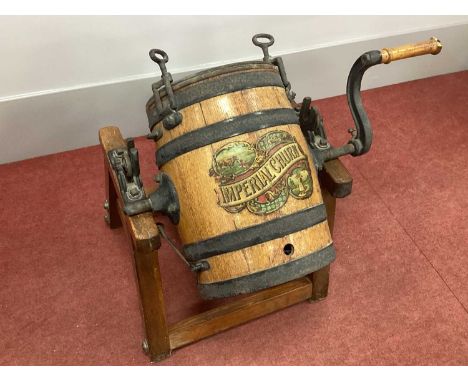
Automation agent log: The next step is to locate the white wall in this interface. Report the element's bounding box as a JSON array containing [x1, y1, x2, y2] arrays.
[[1, 15, 467, 100], [1, 16, 468, 163]]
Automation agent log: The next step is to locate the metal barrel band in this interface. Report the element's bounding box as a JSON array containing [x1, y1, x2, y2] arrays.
[[183, 203, 328, 262], [147, 69, 285, 129], [156, 107, 299, 167], [198, 243, 336, 299]]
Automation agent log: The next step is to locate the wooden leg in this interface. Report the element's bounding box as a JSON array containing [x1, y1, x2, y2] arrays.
[[100, 127, 170, 362], [117, 198, 171, 362], [310, 265, 330, 302], [309, 187, 336, 302], [104, 160, 122, 229], [133, 244, 171, 362]]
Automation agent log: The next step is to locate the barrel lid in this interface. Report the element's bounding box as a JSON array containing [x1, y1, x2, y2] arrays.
[[150, 61, 278, 102], [146, 60, 285, 130], [146, 34, 294, 130]]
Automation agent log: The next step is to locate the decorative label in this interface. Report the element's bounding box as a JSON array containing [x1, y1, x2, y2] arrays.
[[209, 130, 313, 215]]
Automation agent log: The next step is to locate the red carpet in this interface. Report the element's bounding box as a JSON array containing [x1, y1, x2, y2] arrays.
[[1, 71, 467, 365]]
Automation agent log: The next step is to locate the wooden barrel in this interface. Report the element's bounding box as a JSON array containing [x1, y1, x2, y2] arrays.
[[146, 62, 335, 299]]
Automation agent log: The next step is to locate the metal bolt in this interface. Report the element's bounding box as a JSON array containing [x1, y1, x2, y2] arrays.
[[103, 200, 109, 210], [104, 214, 110, 225], [142, 338, 149, 355], [163, 111, 182, 130], [167, 203, 177, 214], [147, 127, 163, 141], [129, 188, 139, 197]]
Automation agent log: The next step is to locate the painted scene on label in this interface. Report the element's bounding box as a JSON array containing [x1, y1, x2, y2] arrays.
[[210, 130, 313, 215]]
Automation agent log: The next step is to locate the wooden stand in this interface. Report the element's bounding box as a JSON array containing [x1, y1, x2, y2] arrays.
[[99, 126, 353, 362]]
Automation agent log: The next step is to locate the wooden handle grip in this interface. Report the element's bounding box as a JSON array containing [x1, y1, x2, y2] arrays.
[[381, 37, 442, 64]]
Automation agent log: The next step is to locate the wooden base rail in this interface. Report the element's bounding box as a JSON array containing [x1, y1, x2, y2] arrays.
[[99, 126, 352, 362]]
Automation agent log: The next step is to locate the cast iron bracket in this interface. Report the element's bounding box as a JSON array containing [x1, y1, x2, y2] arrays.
[[108, 139, 180, 224], [299, 97, 329, 148], [123, 172, 180, 225], [108, 138, 146, 205], [298, 97, 334, 170]]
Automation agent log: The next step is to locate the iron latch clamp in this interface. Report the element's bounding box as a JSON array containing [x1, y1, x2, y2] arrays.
[[149, 49, 183, 130], [252, 33, 296, 101]]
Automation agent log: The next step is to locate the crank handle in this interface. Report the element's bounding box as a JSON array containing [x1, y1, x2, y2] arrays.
[[303, 37, 443, 167], [342, 36, 442, 157], [380, 37, 442, 64]]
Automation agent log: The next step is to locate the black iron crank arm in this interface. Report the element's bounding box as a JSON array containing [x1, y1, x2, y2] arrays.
[[347, 37, 442, 157], [322, 37, 443, 162], [346, 50, 382, 156]]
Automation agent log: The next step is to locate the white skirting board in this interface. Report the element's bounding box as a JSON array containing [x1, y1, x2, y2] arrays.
[[0, 23, 467, 164]]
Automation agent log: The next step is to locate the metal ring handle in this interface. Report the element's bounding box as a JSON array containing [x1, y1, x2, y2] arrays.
[[149, 49, 169, 64], [252, 33, 275, 48], [252, 33, 275, 62]]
